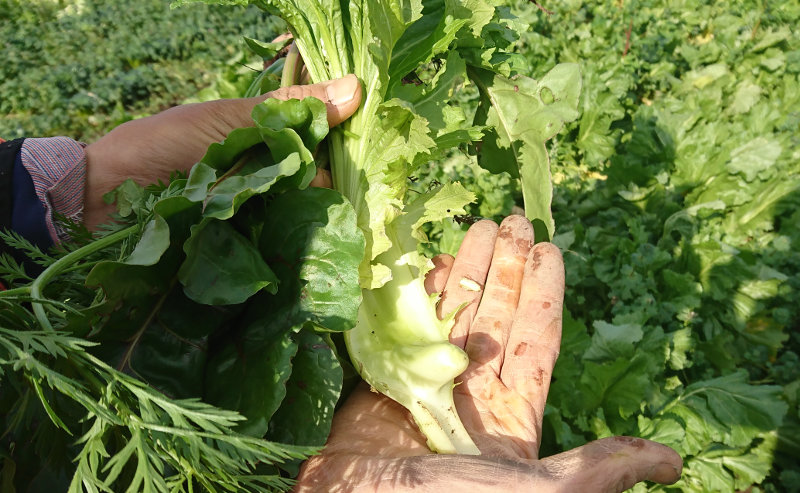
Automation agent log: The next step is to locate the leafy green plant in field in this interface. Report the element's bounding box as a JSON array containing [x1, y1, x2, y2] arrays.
[[510, 0, 800, 490], [0, 0, 284, 141]]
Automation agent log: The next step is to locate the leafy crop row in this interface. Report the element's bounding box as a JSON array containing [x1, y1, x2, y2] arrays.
[[512, 1, 800, 491], [0, 0, 284, 141]]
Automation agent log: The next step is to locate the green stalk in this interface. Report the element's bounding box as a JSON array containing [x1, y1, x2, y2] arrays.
[[0, 286, 32, 297], [344, 231, 480, 455], [280, 43, 303, 88], [30, 225, 138, 331]]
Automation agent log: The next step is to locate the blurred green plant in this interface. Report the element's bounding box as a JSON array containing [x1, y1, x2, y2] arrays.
[[0, 0, 284, 142]]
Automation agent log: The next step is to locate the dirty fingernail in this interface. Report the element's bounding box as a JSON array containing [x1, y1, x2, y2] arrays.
[[325, 75, 359, 106]]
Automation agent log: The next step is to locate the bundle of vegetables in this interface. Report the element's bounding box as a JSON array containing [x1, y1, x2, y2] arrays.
[[0, 0, 579, 490]]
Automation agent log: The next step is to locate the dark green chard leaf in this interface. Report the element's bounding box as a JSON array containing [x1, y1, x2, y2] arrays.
[[180, 219, 280, 305], [204, 187, 363, 441], [267, 329, 343, 447], [201, 153, 304, 219], [266, 329, 344, 476], [255, 188, 364, 333], [206, 326, 300, 437]]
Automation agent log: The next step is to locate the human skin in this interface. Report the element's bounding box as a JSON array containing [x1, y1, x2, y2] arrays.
[[82, 74, 361, 229], [295, 216, 682, 492]]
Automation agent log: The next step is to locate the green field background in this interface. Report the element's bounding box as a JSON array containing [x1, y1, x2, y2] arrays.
[[2, 0, 799, 491]]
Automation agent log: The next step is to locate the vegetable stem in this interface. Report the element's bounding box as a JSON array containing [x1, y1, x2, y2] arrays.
[[280, 43, 302, 88], [30, 225, 138, 331], [345, 238, 480, 455], [0, 286, 32, 297]]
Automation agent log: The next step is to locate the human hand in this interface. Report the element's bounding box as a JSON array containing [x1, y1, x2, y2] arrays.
[[82, 75, 361, 228], [295, 215, 682, 492]]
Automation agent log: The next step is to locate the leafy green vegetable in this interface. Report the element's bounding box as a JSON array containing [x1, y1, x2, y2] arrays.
[[1, 97, 364, 491], [188, 0, 578, 454]]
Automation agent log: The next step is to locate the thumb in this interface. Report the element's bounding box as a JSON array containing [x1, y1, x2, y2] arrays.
[[264, 74, 362, 127], [539, 436, 682, 492], [189, 75, 361, 140]]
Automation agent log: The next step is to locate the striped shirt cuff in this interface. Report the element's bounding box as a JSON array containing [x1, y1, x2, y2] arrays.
[[19, 137, 86, 243]]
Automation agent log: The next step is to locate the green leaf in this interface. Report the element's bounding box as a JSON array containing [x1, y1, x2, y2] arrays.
[[723, 433, 779, 490], [254, 188, 364, 332], [395, 182, 475, 270], [471, 63, 581, 239], [243, 36, 289, 59], [205, 327, 299, 437], [667, 327, 694, 370], [183, 162, 220, 202], [200, 127, 264, 171], [575, 66, 628, 166], [668, 370, 788, 450], [357, 100, 438, 286], [388, 0, 477, 92], [267, 330, 343, 447], [179, 219, 279, 305], [580, 358, 651, 425], [637, 415, 686, 451], [252, 97, 329, 162], [202, 153, 305, 220], [584, 321, 643, 362], [726, 137, 783, 182], [730, 82, 762, 114], [124, 215, 171, 266], [392, 51, 469, 134], [682, 454, 736, 492], [125, 309, 210, 398], [203, 188, 362, 439]]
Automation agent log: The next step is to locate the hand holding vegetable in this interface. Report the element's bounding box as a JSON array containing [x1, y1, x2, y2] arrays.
[[296, 216, 682, 492], [82, 75, 361, 228]]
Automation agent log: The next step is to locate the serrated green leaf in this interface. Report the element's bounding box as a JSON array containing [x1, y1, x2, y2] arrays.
[[667, 328, 694, 370], [667, 370, 788, 450], [730, 82, 762, 114], [726, 137, 782, 182], [637, 415, 686, 451], [388, 0, 474, 91], [471, 63, 581, 239], [584, 321, 643, 362]]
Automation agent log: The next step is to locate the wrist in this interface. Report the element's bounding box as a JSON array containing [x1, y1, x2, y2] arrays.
[[83, 141, 118, 230]]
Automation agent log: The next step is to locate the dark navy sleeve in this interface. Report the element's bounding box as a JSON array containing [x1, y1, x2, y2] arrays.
[[0, 138, 54, 260], [0, 138, 21, 237], [12, 152, 54, 251]]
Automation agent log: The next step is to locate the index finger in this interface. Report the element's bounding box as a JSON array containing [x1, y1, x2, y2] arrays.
[[500, 242, 564, 428]]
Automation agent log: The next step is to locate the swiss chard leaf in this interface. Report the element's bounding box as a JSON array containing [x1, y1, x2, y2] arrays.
[[179, 219, 280, 305]]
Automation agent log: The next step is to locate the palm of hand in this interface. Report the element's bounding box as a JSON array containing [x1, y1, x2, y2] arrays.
[[297, 217, 681, 492]]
